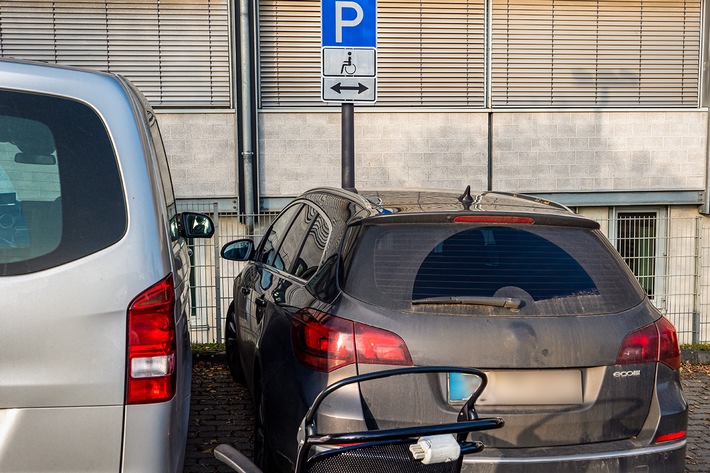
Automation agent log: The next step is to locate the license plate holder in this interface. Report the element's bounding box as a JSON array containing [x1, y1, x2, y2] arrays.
[[448, 370, 583, 405]]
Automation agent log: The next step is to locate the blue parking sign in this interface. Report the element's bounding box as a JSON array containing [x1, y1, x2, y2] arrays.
[[322, 0, 376, 48]]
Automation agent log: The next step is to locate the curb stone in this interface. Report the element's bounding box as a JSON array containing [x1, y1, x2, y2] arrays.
[[682, 348, 710, 364]]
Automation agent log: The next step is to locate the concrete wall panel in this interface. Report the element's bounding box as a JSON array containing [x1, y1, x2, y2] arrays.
[[157, 112, 237, 199]]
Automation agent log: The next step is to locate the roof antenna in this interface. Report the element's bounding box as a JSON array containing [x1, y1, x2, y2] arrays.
[[458, 185, 474, 210]]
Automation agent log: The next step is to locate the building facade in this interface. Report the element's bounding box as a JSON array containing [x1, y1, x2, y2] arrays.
[[2, 0, 709, 343]]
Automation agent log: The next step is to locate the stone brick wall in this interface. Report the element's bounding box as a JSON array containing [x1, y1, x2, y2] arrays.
[[258, 110, 707, 197], [493, 112, 707, 193], [258, 111, 489, 196], [156, 112, 237, 199]]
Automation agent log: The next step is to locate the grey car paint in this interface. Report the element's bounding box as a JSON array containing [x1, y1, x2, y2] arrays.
[[0, 59, 210, 472]]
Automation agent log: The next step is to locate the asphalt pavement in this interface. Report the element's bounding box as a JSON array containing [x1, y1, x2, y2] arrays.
[[184, 355, 710, 473]]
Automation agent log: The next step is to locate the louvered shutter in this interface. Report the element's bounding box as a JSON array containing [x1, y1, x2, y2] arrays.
[[378, 0, 485, 106], [258, 0, 487, 108], [0, 0, 231, 107], [491, 0, 702, 108], [258, 0, 321, 107]]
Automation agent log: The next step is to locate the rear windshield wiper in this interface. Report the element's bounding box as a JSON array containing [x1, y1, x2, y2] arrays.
[[411, 296, 522, 310]]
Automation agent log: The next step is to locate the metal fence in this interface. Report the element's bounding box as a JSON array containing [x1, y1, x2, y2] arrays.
[[596, 215, 708, 345], [177, 200, 279, 344], [180, 201, 710, 345]]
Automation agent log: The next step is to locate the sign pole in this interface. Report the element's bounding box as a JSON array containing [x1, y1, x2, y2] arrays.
[[342, 102, 355, 190], [322, 0, 376, 190]]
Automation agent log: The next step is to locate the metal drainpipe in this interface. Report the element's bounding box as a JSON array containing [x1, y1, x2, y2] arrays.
[[703, 106, 710, 214], [238, 0, 256, 219]]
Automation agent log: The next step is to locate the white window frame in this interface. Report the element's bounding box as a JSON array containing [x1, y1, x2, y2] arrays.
[[608, 206, 668, 312]]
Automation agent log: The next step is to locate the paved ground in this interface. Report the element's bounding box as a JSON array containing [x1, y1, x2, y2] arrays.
[[184, 357, 710, 473]]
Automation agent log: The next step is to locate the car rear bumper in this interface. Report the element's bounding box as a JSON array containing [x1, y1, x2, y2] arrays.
[[462, 439, 686, 473]]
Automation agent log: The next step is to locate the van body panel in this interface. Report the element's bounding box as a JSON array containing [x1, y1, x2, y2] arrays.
[[0, 406, 124, 472], [0, 58, 201, 472]]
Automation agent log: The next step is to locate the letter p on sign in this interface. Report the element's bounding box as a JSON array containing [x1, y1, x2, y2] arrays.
[[322, 0, 376, 48], [336, 2, 363, 43]]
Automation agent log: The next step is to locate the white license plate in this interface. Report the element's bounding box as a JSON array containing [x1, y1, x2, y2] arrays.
[[449, 370, 583, 406]]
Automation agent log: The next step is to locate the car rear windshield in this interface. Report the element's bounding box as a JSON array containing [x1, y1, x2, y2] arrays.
[[0, 89, 126, 275], [340, 223, 645, 316]]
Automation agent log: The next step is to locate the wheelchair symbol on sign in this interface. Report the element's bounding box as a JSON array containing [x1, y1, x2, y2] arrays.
[[340, 52, 357, 75]]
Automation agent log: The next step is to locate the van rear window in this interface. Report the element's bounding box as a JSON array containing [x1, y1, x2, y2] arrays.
[[0, 89, 126, 275], [341, 223, 645, 316]]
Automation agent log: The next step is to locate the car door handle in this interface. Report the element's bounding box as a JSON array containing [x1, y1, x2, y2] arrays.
[[240, 287, 251, 295], [255, 297, 267, 308]]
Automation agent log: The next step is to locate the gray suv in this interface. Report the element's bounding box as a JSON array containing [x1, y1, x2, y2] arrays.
[[0, 59, 213, 472], [222, 187, 687, 473]]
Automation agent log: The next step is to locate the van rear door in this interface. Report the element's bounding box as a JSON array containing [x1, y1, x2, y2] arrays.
[[0, 84, 129, 471]]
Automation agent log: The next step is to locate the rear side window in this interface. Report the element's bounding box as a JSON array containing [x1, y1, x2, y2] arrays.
[[0, 89, 126, 276], [292, 209, 330, 279], [259, 203, 303, 270], [259, 203, 331, 280], [341, 223, 645, 316]]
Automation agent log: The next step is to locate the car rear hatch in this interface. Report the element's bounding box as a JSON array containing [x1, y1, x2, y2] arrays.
[[336, 214, 663, 448]]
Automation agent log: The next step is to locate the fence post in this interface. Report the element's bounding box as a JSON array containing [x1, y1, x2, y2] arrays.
[[693, 217, 701, 345], [213, 202, 222, 343]]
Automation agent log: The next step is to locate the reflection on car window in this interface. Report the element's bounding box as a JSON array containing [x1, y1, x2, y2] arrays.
[[412, 227, 597, 301], [293, 210, 330, 279], [0, 117, 60, 255], [0, 90, 126, 276], [261, 204, 302, 267], [274, 205, 312, 274], [342, 223, 644, 316], [259, 204, 302, 288]]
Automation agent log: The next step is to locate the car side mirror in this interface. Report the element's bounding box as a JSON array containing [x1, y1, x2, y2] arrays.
[[179, 212, 214, 239], [221, 239, 254, 261]]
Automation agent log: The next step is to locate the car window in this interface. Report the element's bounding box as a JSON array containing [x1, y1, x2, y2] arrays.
[[292, 208, 330, 279], [260, 203, 303, 269], [341, 223, 645, 316], [273, 204, 315, 275], [148, 111, 179, 240], [0, 89, 126, 276]]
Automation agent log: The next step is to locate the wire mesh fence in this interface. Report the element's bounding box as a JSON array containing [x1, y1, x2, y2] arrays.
[[180, 200, 710, 345], [177, 200, 278, 344], [597, 215, 704, 344]]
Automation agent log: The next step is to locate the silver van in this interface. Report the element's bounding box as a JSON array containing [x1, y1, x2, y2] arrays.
[[0, 58, 213, 472]]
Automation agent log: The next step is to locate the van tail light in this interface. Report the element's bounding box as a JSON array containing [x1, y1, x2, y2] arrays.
[[291, 309, 413, 372], [126, 275, 176, 404], [616, 317, 681, 370]]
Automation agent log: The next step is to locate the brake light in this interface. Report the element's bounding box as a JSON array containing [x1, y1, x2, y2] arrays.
[[656, 316, 681, 370], [616, 317, 681, 370], [126, 275, 176, 404], [453, 215, 534, 224], [655, 430, 686, 443], [291, 309, 413, 372]]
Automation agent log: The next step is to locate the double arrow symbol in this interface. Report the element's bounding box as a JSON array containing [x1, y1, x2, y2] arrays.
[[330, 82, 369, 94]]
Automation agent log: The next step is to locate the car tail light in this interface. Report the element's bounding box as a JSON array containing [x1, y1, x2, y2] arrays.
[[126, 275, 176, 404], [616, 317, 681, 370], [292, 309, 413, 372], [655, 316, 681, 370], [453, 215, 534, 224], [655, 430, 686, 443]]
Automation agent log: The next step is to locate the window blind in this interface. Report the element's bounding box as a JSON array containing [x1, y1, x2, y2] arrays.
[[0, 0, 231, 107], [258, 0, 487, 107], [490, 0, 702, 108]]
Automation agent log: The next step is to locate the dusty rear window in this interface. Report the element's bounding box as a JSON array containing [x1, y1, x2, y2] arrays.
[[340, 223, 645, 316], [0, 89, 126, 275]]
